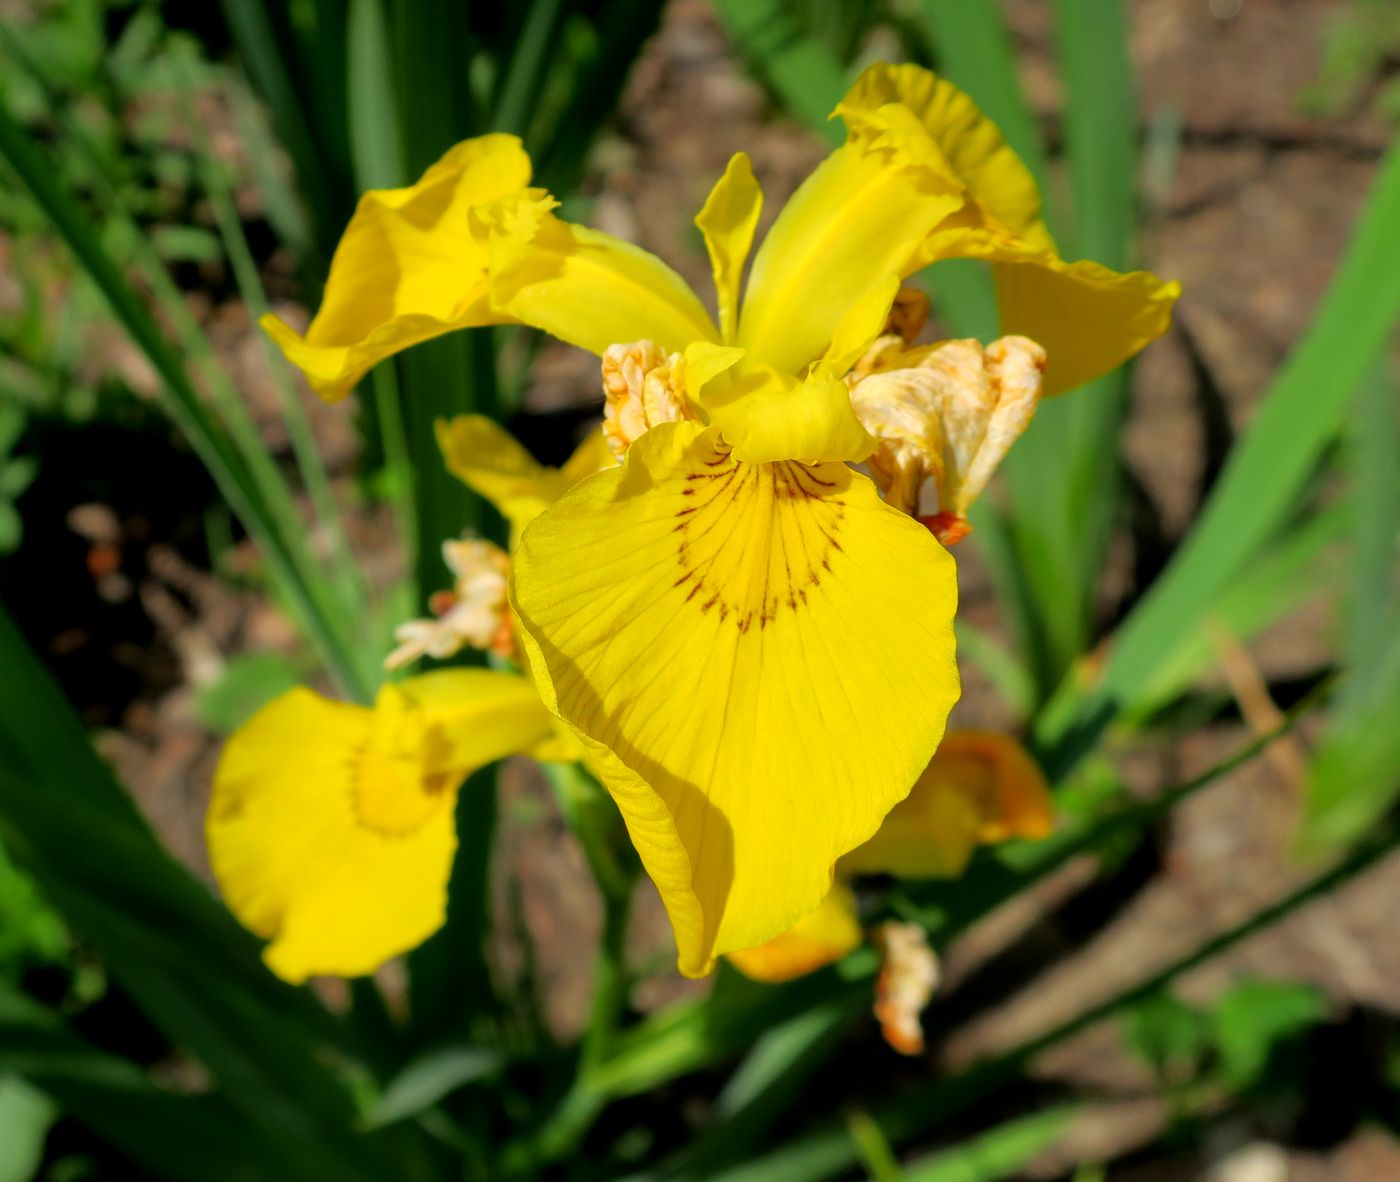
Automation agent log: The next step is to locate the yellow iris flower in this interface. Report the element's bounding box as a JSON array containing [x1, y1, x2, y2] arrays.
[[207, 420, 602, 983], [261, 62, 1175, 977], [728, 731, 1053, 985], [206, 670, 557, 983]]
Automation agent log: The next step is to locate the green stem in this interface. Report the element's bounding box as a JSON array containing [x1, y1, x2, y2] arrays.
[[502, 766, 638, 1171], [528, 881, 634, 1164], [543, 762, 635, 902], [371, 361, 419, 622]]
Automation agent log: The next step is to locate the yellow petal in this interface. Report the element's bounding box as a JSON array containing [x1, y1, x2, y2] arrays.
[[818, 273, 903, 379], [737, 103, 963, 375], [842, 64, 1180, 394], [695, 152, 764, 343], [693, 279, 894, 464], [727, 883, 863, 984], [484, 192, 718, 355], [560, 425, 618, 486], [437, 415, 613, 540], [391, 668, 558, 775], [207, 672, 553, 982], [841, 730, 1053, 880], [511, 421, 960, 975], [701, 362, 875, 465], [947, 730, 1055, 843], [837, 63, 1052, 250], [262, 134, 530, 401], [683, 341, 747, 400], [912, 228, 1180, 395], [988, 249, 1179, 396]]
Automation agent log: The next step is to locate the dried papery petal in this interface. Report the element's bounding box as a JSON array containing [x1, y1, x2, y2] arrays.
[[957, 335, 1045, 506], [849, 335, 1045, 532], [602, 340, 694, 459], [849, 368, 946, 516], [847, 333, 910, 383], [385, 539, 513, 669], [873, 920, 939, 1055]]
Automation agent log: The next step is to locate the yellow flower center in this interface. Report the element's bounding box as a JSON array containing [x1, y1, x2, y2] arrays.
[[350, 733, 453, 834]]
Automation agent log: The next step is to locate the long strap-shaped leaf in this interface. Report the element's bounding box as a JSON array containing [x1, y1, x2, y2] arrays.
[[0, 101, 371, 700], [1039, 134, 1400, 774], [0, 982, 277, 1182], [703, 818, 1400, 1182], [0, 609, 386, 1180]]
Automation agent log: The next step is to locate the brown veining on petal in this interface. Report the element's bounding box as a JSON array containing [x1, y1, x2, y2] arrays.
[[672, 440, 845, 631]]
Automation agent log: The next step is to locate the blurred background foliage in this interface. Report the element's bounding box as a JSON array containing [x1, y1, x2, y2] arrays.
[[0, 0, 1398, 1179]]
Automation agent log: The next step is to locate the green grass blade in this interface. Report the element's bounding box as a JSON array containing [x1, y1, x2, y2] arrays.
[[1129, 502, 1349, 719], [0, 982, 282, 1182], [710, 818, 1400, 1182], [0, 609, 385, 1178], [171, 52, 379, 682], [347, 0, 405, 189], [1300, 371, 1400, 854], [919, 0, 1136, 700], [391, 0, 479, 173], [0, 94, 370, 701], [342, 0, 501, 602], [996, 0, 1135, 699], [1345, 366, 1400, 679], [711, 0, 849, 143], [534, 0, 668, 193], [225, 69, 314, 259], [1042, 135, 1400, 769], [0, 1075, 53, 1182], [1299, 643, 1400, 857], [1051, 0, 1134, 264], [407, 766, 501, 1042], [900, 1105, 1077, 1182], [397, 333, 504, 601], [218, 0, 354, 262], [491, 0, 567, 140], [654, 998, 860, 1180]]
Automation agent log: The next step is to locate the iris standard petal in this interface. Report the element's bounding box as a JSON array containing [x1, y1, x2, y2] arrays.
[[836, 62, 1052, 249], [262, 134, 531, 401], [207, 672, 554, 983], [484, 192, 719, 355], [845, 63, 1180, 395], [511, 421, 960, 976], [695, 152, 764, 343], [736, 106, 963, 374]]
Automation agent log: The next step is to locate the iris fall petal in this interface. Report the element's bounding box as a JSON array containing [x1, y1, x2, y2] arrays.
[[511, 421, 960, 975]]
